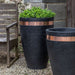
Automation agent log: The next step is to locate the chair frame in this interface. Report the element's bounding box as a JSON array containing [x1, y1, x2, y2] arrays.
[[6, 23, 19, 68], [0, 3, 19, 68]]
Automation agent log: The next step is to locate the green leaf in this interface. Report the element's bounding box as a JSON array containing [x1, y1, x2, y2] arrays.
[[20, 7, 56, 18]]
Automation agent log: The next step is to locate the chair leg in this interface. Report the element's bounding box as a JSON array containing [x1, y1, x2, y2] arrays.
[[7, 44, 10, 67], [15, 44, 18, 57], [7, 45, 19, 68], [7, 56, 19, 68]]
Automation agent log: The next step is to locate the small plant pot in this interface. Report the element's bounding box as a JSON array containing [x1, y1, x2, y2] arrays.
[[20, 18, 54, 69], [46, 28, 75, 75]]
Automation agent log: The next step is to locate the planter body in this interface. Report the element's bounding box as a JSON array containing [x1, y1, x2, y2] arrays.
[[20, 18, 54, 69], [46, 28, 75, 75]]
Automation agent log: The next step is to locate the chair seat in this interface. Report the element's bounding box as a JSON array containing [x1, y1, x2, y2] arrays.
[[0, 38, 6, 42], [0, 38, 16, 42]]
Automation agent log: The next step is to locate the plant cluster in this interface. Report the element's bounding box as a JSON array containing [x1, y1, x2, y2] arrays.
[[20, 7, 56, 18]]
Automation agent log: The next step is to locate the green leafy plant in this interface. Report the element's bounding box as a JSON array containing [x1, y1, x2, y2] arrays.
[[20, 7, 56, 18]]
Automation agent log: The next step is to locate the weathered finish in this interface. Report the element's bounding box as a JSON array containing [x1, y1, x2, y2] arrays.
[[0, 20, 16, 24], [24, 0, 66, 3], [43, 0, 66, 3], [0, 33, 15, 38], [66, 0, 75, 27], [66, 0, 72, 27], [31, 3, 47, 9], [0, 29, 16, 33], [0, 3, 19, 68], [0, 15, 16, 19], [54, 20, 66, 28], [0, 11, 16, 14], [0, 4, 16, 10], [71, 0, 75, 27], [47, 3, 66, 20], [6, 22, 17, 29], [24, 0, 42, 3]]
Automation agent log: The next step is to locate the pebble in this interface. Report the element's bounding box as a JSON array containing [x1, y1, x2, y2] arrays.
[[0, 57, 53, 75]]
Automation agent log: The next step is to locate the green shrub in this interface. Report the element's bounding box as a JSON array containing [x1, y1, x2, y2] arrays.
[[20, 7, 56, 18]]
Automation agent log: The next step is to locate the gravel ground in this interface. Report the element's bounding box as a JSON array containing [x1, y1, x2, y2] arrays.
[[0, 55, 53, 75]]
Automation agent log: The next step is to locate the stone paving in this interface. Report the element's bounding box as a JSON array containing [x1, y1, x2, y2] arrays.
[[0, 55, 53, 75]]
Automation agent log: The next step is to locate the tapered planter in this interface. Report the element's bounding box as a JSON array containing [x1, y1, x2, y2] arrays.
[[20, 18, 54, 69], [46, 28, 75, 75]]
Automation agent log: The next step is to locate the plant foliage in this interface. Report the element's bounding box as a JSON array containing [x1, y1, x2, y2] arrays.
[[20, 7, 56, 18]]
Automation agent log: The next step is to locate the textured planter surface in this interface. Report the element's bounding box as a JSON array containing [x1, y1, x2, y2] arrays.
[[46, 28, 75, 75], [20, 18, 54, 69]]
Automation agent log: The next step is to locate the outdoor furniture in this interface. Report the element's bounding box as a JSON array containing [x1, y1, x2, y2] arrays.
[[66, 0, 75, 27], [0, 3, 19, 67]]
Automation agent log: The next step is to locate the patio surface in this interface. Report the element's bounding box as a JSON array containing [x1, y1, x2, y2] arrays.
[[0, 54, 52, 75]]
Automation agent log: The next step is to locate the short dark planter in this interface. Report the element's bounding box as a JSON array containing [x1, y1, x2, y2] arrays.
[[20, 17, 54, 69], [46, 28, 75, 75]]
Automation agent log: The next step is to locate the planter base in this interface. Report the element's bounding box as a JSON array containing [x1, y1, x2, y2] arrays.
[[27, 64, 47, 69]]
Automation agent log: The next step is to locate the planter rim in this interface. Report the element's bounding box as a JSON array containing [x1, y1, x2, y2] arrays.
[[46, 28, 75, 36], [20, 17, 54, 21]]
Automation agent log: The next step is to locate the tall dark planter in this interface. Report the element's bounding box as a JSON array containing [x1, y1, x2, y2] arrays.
[[20, 18, 54, 69], [46, 28, 75, 75]]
